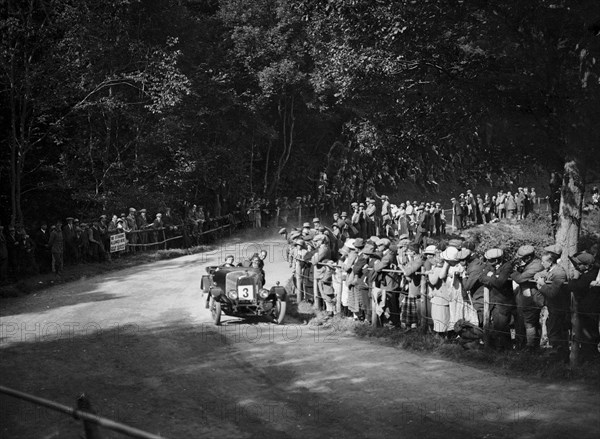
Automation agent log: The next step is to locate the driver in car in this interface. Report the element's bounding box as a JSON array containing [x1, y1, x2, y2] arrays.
[[221, 254, 235, 267], [251, 256, 266, 286]]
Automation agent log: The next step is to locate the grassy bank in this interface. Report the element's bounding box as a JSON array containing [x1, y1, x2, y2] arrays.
[[0, 244, 216, 298], [0, 226, 284, 298]]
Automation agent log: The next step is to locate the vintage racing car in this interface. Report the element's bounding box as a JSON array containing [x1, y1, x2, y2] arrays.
[[201, 266, 287, 325]]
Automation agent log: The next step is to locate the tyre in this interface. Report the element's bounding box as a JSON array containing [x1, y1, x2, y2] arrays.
[[211, 299, 222, 326], [200, 275, 211, 294], [275, 299, 287, 325]]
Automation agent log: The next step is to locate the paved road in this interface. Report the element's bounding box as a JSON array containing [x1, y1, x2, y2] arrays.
[[1, 234, 599, 438]]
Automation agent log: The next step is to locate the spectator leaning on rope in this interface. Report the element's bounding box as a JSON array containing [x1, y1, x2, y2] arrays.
[[510, 245, 544, 350], [428, 247, 454, 336], [401, 243, 424, 330], [534, 245, 569, 360], [478, 248, 514, 351], [568, 251, 600, 362]]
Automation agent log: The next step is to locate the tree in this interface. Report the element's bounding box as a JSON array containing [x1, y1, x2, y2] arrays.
[[0, 0, 189, 224], [218, 0, 316, 197]]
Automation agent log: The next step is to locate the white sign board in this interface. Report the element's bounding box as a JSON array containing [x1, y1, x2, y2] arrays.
[[110, 233, 127, 253]]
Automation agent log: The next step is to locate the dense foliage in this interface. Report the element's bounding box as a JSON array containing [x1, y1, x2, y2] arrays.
[[1, 0, 599, 226]]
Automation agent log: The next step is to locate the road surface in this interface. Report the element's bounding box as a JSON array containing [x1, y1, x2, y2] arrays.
[[1, 233, 599, 438]]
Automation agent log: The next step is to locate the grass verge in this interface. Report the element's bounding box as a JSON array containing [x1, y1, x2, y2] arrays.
[[0, 243, 215, 298], [353, 324, 600, 385]]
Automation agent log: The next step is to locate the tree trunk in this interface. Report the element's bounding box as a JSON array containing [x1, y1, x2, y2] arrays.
[[268, 94, 295, 196], [555, 159, 585, 277], [10, 135, 17, 228], [250, 132, 254, 195], [263, 138, 272, 195]]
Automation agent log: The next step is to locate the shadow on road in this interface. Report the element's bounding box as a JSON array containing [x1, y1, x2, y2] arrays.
[[2, 318, 599, 439]]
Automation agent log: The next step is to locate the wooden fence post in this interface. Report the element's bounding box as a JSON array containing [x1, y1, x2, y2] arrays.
[[313, 264, 320, 310], [483, 287, 490, 347], [77, 394, 102, 439], [295, 266, 303, 302], [419, 273, 429, 333], [371, 284, 380, 327], [336, 276, 343, 315], [569, 292, 580, 368]]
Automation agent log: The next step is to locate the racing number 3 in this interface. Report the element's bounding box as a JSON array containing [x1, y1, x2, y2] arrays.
[[241, 288, 249, 298]]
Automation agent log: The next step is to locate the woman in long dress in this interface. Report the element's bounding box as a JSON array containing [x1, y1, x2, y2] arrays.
[[428, 258, 451, 335], [429, 246, 467, 335]]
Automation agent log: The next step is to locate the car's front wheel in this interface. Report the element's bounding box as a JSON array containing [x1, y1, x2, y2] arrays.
[[275, 299, 286, 325], [210, 299, 222, 326]]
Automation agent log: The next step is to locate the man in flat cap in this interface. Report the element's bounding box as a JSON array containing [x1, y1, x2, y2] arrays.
[[349, 238, 373, 323], [379, 195, 391, 237], [284, 230, 299, 266], [371, 238, 400, 327], [136, 208, 149, 249], [49, 219, 64, 276], [352, 203, 367, 238], [510, 245, 544, 350], [126, 208, 138, 251], [451, 197, 462, 231], [568, 252, 600, 361], [301, 222, 315, 241], [365, 198, 377, 237], [62, 216, 78, 265], [534, 248, 569, 359], [311, 217, 321, 237], [478, 249, 514, 350], [34, 222, 51, 273]]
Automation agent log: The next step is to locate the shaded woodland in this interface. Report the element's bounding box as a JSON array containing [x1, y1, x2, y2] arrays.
[[2, 0, 599, 227]]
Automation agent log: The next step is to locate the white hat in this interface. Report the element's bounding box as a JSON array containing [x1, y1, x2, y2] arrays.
[[441, 247, 459, 262], [424, 245, 437, 255]]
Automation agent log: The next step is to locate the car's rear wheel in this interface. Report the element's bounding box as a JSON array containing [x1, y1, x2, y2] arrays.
[[275, 299, 286, 325], [211, 299, 222, 326]]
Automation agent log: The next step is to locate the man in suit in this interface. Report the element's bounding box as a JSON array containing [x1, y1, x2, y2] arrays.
[[372, 238, 400, 327], [535, 247, 569, 360], [479, 249, 514, 350], [48, 220, 64, 276], [511, 245, 544, 350], [380, 195, 392, 237], [137, 209, 149, 249], [413, 205, 431, 249], [451, 197, 462, 231], [34, 222, 51, 273], [62, 217, 78, 264], [126, 208, 138, 252], [365, 198, 377, 237], [569, 251, 600, 362]]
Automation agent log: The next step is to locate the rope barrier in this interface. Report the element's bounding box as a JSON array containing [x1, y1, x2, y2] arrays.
[[290, 256, 599, 315], [125, 235, 183, 247], [288, 250, 600, 347]]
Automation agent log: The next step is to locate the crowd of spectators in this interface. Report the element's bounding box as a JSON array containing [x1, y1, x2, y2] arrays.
[[0, 205, 221, 282], [2, 182, 597, 285], [234, 185, 551, 237], [283, 192, 600, 363], [449, 187, 539, 229]]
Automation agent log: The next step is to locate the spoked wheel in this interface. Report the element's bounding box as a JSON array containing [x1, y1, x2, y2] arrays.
[[210, 298, 222, 326]]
